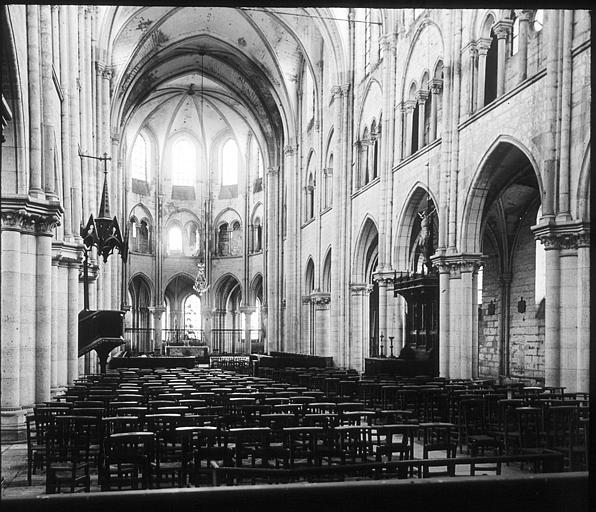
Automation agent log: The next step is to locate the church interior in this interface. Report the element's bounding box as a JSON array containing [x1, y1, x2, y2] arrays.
[[0, 5, 591, 510]]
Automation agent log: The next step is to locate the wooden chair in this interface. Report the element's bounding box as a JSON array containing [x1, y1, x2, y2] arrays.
[[26, 415, 47, 485], [101, 432, 156, 490], [45, 415, 91, 494]]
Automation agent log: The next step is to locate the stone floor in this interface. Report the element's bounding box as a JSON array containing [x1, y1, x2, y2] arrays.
[[1, 438, 528, 498]]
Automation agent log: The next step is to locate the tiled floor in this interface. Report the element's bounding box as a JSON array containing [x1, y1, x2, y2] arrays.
[[1, 438, 527, 498]]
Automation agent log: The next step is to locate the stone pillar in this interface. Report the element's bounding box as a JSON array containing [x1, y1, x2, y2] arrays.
[[499, 273, 513, 377], [533, 229, 561, 387], [576, 231, 590, 392], [349, 284, 373, 373], [416, 90, 429, 148], [312, 293, 331, 359], [283, 144, 298, 352], [433, 255, 482, 379], [240, 306, 256, 355], [301, 297, 312, 355], [20, 224, 37, 407], [51, 260, 59, 393], [476, 39, 491, 109], [27, 5, 44, 198], [428, 79, 443, 141], [56, 262, 69, 388], [493, 20, 513, 98], [265, 166, 280, 351], [403, 100, 416, 157], [59, 6, 72, 239], [40, 4, 57, 200], [1, 224, 21, 435], [516, 10, 532, 82], [36, 218, 59, 403], [463, 43, 477, 116], [394, 103, 404, 162], [149, 305, 166, 354], [68, 6, 82, 234]]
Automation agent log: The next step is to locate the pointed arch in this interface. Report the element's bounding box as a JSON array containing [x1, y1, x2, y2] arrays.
[[393, 183, 440, 270], [321, 247, 332, 293], [459, 135, 543, 254], [577, 143, 591, 220], [352, 215, 379, 282]]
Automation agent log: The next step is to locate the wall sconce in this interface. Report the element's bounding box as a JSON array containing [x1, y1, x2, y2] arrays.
[[487, 300, 496, 316]]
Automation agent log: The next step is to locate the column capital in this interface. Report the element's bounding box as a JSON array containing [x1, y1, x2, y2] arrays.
[[239, 305, 256, 314], [310, 291, 331, 308], [531, 220, 590, 251], [283, 144, 296, 155], [430, 253, 484, 278], [339, 83, 350, 96], [372, 269, 395, 285], [301, 295, 312, 305], [267, 166, 280, 176], [476, 37, 492, 54], [493, 19, 514, 39], [461, 40, 477, 55], [1, 197, 63, 235], [428, 78, 443, 94], [515, 10, 533, 22], [330, 85, 342, 99], [415, 89, 429, 104], [148, 305, 166, 316], [350, 283, 374, 296], [404, 99, 417, 111]]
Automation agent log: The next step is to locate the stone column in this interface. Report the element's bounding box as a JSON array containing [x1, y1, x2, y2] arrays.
[[428, 79, 443, 141], [51, 260, 59, 393], [476, 39, 491, 109], [68, 6, 82, 235], [36, 219, 59, 403], [312, 293, 331, 358], [1, 221, 21, 433], [493, 20, 513, 98], [349, 284, 373, 373], [149, 305, 166, 354], [40, 4, 57, 200], [265, 166, 280, 351], [576, 231, 590, 392], [56, 262, 69, 388], [416, 90, 429, 148], [27, 5, 44, 198], [403, 100, 416, 157], [394, 103, 404, 162], [499, 273, 512, 377], [463, 43, 477, 115], [59, 6, 72, 239], [240, 306, 256, 355], [533, 229, 561, 387], [516, 10, 532, 82], [20, 222, 37, 407]]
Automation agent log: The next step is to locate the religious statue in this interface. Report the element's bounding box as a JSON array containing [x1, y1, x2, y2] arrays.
[[416, 202, 436, 273]]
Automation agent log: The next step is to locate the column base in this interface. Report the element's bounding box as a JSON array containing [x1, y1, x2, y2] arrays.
[[1, 406, 31, 443]]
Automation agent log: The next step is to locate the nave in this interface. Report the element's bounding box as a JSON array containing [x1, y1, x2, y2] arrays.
[[1, 362, 589, 503]]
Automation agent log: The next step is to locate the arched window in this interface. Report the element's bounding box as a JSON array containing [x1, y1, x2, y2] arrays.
[[186, 222, 199, 255], [168, 224, 183, 253], [484, 29, 499, 105], [222, 138, 239, 186], [253, 217, 262, 252], [533, 10, 543, 32], [218, 223, 229, 256], [307, 173, 315, 220], [130, 216, 139, 251], [511, 13, 519, 55], [172, 137, 196, 186], [138, 220, 150, 253], [184, 294, 202, 334], [131, 134, 149, 181], [411, 102, 420, 154], [325, 154, 333, 208], [230, 220, 242, 255], [423, 92, 432, 145]]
